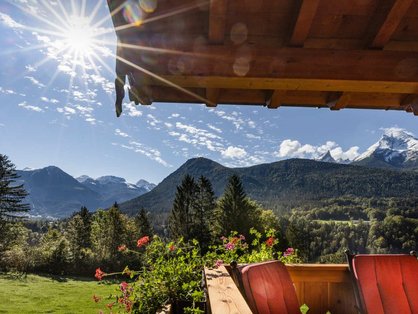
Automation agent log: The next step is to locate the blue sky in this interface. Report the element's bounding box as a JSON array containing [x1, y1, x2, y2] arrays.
[[0, 0, 417, 184]]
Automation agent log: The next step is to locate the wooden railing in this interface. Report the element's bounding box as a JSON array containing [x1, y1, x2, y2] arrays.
[[204, 264, 357, 314]]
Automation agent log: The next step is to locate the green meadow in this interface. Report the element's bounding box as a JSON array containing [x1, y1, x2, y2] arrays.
[[0, 273, 117, 314]]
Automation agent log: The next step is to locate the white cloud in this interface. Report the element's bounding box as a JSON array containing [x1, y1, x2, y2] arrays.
[[246, 133, 261, 140], [0, 87, 16, 95], [207, 124, 222, 133], [24, 76, 45, 88], [58, 64, 76, 77], [115, 129, 130, 138], [125, 102, 142, 117], [0, 123, 5, 127], [276, 139, 359, 161], [41, 97, 59, 104], [128, 141, 171, 167], [221, 146, 248, 159], [25, 65, 36, 72], [18, 101, 43, 112], [0, 12, 23, 29]]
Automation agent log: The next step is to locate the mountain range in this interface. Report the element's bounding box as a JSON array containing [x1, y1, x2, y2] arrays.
[[317, 128, 418, 170], [119, 157, 418, 215], [16, 167, 155, 218], [14, 128, 418, 218]]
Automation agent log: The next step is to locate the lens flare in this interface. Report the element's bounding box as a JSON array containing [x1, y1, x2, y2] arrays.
[[122, 1, 144, 26], [140, 0, 158, 13]]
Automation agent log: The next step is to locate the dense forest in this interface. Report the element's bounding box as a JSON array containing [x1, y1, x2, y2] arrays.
[[1, 153, 417, 275]]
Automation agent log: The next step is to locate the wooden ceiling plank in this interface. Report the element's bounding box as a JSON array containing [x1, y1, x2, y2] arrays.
[[208, 0, 227, 44], [290, 0, 321, 47], [267, 90, 287, 108], [205, 88, 220, 107], [371, 0, 414, 48]]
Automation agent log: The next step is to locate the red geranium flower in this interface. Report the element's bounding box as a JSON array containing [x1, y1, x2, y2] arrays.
[[120, 281, 129, 292], [95, 268, 106, 281], [137, 235, 150, 248], [169, 244, 176, 251], [265, 237, 275, 247]]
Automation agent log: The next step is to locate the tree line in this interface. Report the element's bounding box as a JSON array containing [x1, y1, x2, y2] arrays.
[[1, 153, 416, 274]]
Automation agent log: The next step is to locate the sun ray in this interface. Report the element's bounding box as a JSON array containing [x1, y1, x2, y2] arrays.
[[87, 1, 104, 26], [92, 2, 126, 30], [114, 54, 215, 107], [113, 1, 209, 33]]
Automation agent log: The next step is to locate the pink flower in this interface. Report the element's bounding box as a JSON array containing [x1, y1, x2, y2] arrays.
[[239, 234, 246, 241], [265, 237, 275, 247], [118, 244, 127, 252], [95, 268, 106, 281], [220, 236, 227, 242], [215, 259, 224, 268], [225, 242, 235, 250], [137, 235, 150, 248], [284, 247, 295, 256], [120, 281, 129, 292]]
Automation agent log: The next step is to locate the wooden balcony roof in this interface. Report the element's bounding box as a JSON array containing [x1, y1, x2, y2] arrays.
[[107, 0, 418, 115]]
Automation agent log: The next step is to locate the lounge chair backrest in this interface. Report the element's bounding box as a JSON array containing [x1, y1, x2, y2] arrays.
[[351, 254, 418, 314], [240, 260, 300, 314]]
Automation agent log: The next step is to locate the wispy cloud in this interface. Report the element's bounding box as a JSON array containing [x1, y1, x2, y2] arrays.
[[276, 139, 359, 161], [41, 97, 59, 103], [0, 87, 17, 95], [18, 101, 44, 112], [0, 12, 23, 29], [24, 76, 45, 88], [115, 128, 130, 138], [115, 141, 171, 167], [124, 102, 143, 117]]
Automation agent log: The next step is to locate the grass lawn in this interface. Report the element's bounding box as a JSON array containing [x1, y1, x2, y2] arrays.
[[0, 273, 118, 313]]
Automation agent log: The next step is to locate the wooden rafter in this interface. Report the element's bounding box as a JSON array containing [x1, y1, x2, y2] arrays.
[[327, 93, 352, 110], [267, 90, 287, 109], [290, 0, 320, 47], [208, 0, 227, 44], [370, 0, 414, 48], [205, 88, 220, 107]]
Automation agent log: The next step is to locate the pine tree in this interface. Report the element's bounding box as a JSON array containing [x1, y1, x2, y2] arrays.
[[0, 154, 29, 220], [135, 208, 154, 237], [191, 176, 216, 250], [216, 174, 258, 238], [168, 175, 197, 241]]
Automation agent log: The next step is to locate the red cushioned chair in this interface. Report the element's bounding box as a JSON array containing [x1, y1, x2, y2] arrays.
[[231, 260, 300, 314], [346, 251, 418, 314]]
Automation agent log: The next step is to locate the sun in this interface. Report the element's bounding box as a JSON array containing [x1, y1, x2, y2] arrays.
[[64, 15, 95, 57]]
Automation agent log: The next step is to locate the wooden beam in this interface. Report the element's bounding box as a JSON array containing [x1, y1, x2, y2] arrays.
[[290, 0, 320, 47], [327, 92, 352, 110], [401, 94, 418, 107], [208, 0, 227, 44], [370, 0, 414, 48], [205, 88, 220, 107], [204, 266, 252, 314], [267, 90, 286, 108], [160, 76, 418, 95]]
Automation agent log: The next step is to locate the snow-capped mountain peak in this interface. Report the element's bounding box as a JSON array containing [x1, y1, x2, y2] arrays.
[[317, 150, 336, 163], [354, 128, 418, 168]]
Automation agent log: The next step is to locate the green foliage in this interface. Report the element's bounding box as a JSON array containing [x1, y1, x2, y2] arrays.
[[215, 174, 262, 239], [135, 208, 154, 238], [0, 154, 30, 220]]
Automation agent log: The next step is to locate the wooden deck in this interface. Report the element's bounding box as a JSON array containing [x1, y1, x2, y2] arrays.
[[205, 264, 357, 314]]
